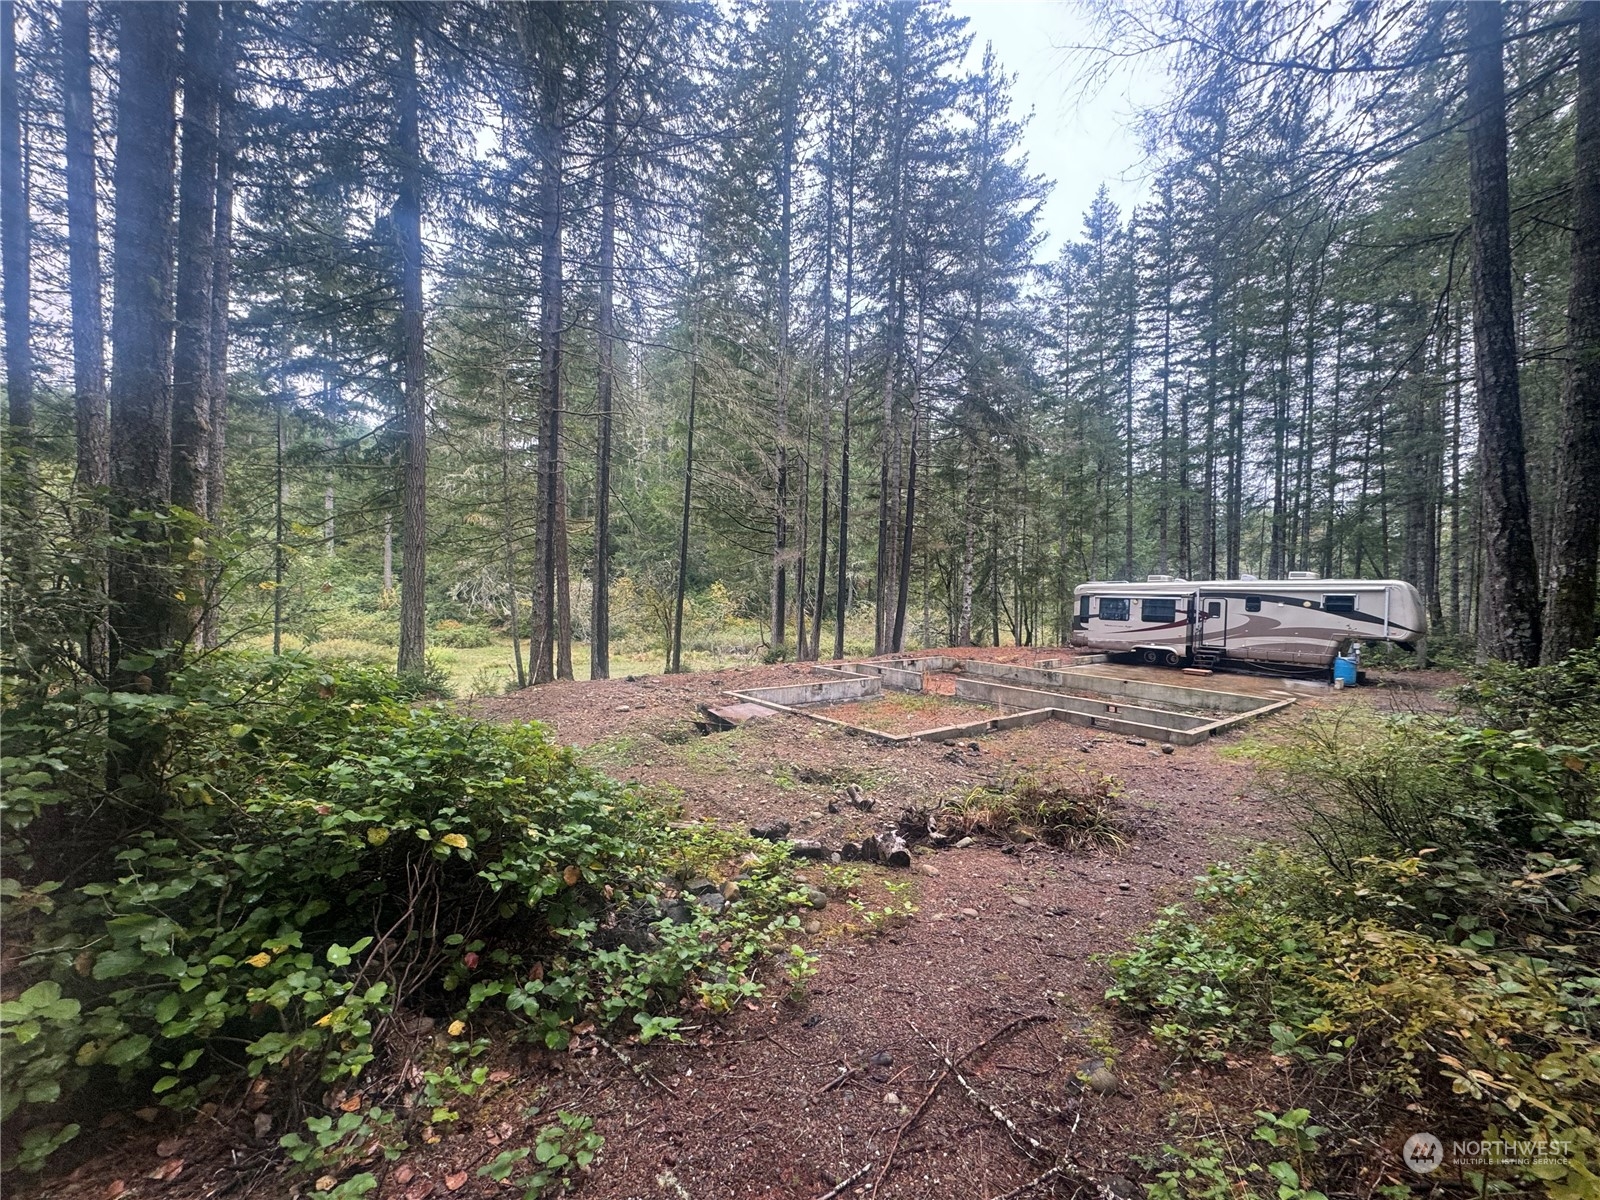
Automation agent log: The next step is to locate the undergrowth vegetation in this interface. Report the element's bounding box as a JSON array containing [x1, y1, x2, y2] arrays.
[[1107, 648, 1600, 1199], [0, 655, 810, 1194], [939, 770, 1127, 850]]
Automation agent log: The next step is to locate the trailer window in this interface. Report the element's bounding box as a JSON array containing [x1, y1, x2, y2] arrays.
[[1245, 596, 1261, 613], [1206, 601, 1222, 618], [1078, 595, 1090, 620], [1323, 594, 1357, 614], [1099, 597, 1130, 621], [1141, 598, 1176, 623]]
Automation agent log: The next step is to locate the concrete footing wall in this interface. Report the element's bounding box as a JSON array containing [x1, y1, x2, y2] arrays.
[[734, 677, 881, 707]]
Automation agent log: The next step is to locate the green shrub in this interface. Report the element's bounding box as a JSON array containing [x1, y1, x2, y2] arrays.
[[1109, 657, 1600, 1198], [0, 656, 806, 1182], [304, 637, 391, 666], [1454, 643, 1600, 746], [433, 623, 493, 649]]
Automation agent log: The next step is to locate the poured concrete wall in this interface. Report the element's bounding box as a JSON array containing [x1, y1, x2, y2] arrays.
[[735, 676, 881, 707], [953, 678, 1291, 745], [1051, 668, 1266, 713], [961, 659, 1262, 714]]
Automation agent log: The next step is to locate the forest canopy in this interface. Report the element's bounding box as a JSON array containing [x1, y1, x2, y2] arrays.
[[1, 0, 1595, 688]]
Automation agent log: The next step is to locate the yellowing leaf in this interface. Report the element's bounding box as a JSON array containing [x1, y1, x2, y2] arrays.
[[447, 1020, 466, 1037], [314, 1013, 334, 1028], [441, 833, 468, 850], [245, 952, 273, 969], [366, 827, 390, 846]]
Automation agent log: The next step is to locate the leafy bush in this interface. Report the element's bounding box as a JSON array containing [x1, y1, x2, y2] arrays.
[[1454, 642, 1600, 746], [0, 656, 807, 1184], [433, 622, 493, 649], [304, 637, 391, 666], [1108, 655, 1600, 1197]]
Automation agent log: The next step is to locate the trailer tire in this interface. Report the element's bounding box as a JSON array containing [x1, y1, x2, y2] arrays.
[[1140, 649, 1160, 665], [1163, 650, 1181, 667]]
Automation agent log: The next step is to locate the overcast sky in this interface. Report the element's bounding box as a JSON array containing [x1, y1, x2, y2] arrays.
[[948, 0, 1169, 259]]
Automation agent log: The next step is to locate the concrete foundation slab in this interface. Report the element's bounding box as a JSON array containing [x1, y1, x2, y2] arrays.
[[718, 652, 1291, 746]]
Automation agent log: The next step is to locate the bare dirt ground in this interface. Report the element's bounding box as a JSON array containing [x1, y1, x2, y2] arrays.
[[34, 649, 1454, 1200]]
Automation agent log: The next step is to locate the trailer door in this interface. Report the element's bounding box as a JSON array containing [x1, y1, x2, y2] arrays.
[[1199, 595, 1228, 651]]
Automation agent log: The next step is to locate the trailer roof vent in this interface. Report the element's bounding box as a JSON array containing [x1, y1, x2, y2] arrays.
[[1239, 573, 1259, 582], [1287, 571, 1320, 580], [1147, 574, 1174, 582]]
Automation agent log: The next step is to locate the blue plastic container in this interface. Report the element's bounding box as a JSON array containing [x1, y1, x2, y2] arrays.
[[1333, 655, 1358, 686]]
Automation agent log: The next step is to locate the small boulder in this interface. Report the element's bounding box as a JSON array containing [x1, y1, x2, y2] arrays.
[[1160, 743, 1175, 755], [695, 891, 726, 916], [751, 820, 792, 841], [685, 877, 720, 896], [954, 836, 975, 849], [802, 885, 829, 910], [789, 839, 828, 859]]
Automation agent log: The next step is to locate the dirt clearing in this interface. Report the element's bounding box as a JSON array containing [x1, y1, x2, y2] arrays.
[[34, 651, 1449, 1200]]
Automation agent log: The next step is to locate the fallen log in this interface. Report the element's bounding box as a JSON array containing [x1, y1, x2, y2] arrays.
[[874, 829, 912, 869]]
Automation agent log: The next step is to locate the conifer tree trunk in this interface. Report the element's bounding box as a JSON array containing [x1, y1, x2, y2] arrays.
[[671, 324, 699, 675], [2, 1, 35, 529], [499, 375, 526, 689], [61, 0, 110, 667], [202, 13, 237, 650], [771, 41, 797, 659], [811, 106, 836, 662], [590, 2, 619, 680], [1543, 0, 1600, 662], [394, 17, 429, 676], [1465, 0, 1542, 665], [107, 2, 181, 678], [171, 2, 221, 526], [834, 98, 857, 661], [63, 1, 106, 502], [529, 3, 565, 684]]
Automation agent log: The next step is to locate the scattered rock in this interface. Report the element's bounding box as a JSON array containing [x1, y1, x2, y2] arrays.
[[882, 1092, 900, 1106], [252, 1113, 273, 1140], [695, 891, 726, 916], [1077, 1060, 1120, 1095], [1160, 743, 1175, 755], [615, 704, 631, 712], [954, 836, 975, 849], [1011, 895, 1032, 908], [750, 820, 791, 841], [789, 839, 828, 859], [1125, 737, 1147, 747], [802, 918, 822, 936], [1100, 1175, 1141, 1200], [1117, 882, 1132, 892], [960, 907, 979, 919], [663, 901, 694, 925], [869, 1050, 893, 1067], [686, 877, 719, 896], [801, 885, 829, 909], [920, 863, 940, 877]]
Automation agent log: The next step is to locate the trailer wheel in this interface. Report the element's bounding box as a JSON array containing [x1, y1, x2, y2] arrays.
[[1163, 650, 1181, 667], [1140, 649, 1160, 665]]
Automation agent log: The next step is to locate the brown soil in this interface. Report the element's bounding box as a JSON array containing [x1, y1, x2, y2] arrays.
[[32, 649, 1454, 1200]]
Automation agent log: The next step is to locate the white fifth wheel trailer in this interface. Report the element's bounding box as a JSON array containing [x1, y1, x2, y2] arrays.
[[1068, 574, 1428, 670]]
